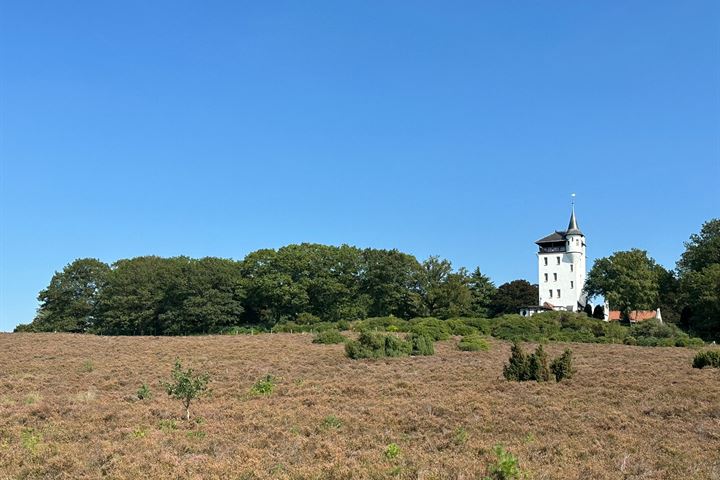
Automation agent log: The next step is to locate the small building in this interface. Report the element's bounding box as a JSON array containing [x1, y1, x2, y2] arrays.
[[608, 308, 663, 323]]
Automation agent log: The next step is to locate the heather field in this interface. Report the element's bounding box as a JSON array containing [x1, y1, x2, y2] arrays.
[[0, 334, 718, 480]]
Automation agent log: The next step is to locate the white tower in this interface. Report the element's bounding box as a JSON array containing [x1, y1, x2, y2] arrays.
[[535, 203, 586, 311]]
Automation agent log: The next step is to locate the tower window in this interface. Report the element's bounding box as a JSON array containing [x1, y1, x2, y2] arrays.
[[557, 289, 561, 298], [544, 273, 548, 282], [544, 257, 548, 266], [571, 281, 574, 289], [570, 264, 574, 272], [553, 273, 558, 281], [549, 290, 553, 298], [556, 256, 560, 265]]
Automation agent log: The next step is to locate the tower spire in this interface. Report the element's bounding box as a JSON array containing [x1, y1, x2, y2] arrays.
[[567, 193, 582, 235]]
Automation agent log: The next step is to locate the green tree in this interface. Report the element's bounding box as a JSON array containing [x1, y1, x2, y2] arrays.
[[161, 359, 210, 420], [676, 219, 720, 340], [584, 249, 660, 319], [467, 268, 496, 317], [21, 258, 110, 333], [677, 219, 720, 275], [491, 280, 538, 316]]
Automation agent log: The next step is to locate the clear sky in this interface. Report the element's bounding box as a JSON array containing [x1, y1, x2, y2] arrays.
[[1, 1, 718, 331]]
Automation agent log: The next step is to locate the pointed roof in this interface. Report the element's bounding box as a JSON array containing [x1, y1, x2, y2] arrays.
[[566, 206, 583, 236]]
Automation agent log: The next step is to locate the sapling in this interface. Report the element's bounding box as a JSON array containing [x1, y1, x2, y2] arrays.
[[161, 359, 210, 420]]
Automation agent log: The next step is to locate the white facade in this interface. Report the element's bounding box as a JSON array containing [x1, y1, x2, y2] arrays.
[[535, 208, 586, 312]]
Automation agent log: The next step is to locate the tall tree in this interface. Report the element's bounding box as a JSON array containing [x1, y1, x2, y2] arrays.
[[584, 249, 660, 318], [676, 219, 720, 340], [467, 268, 496, 317], [490, 280, 538, 316], [25, 258, 111, 333]]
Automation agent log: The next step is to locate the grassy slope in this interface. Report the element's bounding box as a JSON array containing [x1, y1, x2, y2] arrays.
[[0, 333, 718, 479]]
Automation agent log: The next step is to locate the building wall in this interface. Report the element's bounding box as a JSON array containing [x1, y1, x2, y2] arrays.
[[537, 235, 585, 311]]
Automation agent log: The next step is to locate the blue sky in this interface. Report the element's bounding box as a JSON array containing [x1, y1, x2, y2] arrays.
[[1, 1, 718, 331]]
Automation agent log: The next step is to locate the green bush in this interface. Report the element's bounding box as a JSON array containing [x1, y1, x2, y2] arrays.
[[136, 383, 152, 400], [312, 330, 346, 344], [345, 331, 420, 359], [409, 317, 451, 341], [458, 334, 490, 352], [354, 316, 410, 333], [250, 374, 277, 395], [550, 349, 574, 382], [503, 342, 530, 381], [692, 350, 720, 369], [483, 444, 525, 480], [384, 334, 413, 357], [528, 345, 551, 381], [446, 319, 480, 336], [504, 343, 573, 382], [410, 333, 435, 356]]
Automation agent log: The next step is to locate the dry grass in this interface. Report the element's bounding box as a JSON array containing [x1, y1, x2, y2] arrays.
[[0, 333, 718, 479]]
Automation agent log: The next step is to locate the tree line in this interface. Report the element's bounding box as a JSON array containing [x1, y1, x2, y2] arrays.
[[585, 218, 719, 340], [16, 219, 718, 341], [16, 244, 538, 335]]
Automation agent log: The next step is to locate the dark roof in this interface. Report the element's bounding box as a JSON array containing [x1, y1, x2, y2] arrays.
[[535, 207, 584, 244], [566, 207, 583, 235], [535, 231, 566, 244]]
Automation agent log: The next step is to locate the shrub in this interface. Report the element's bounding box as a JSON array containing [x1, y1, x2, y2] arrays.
[[550, 349, 574, 382], [312, 330, 346, 344], [458, 334, 490, 352], [383, 334, 413, 357], [528, 345, 551, 382], [161, 359, 210, 420], [296, 312, 322, 325], [504, 343, 574, 383], [692, 350, 720, 369], [503, 343, 530, 381], [446, 319, 479, 336], [250, 374, 277, 395], [410, 334, 435, 356], [384, 443, 401, 460], [409, 317, 451, 341], [354, 316, 410, 333], [483, 445, 525, 480], [136, 383, 152, 400], [345, 332, 414, 359], [321, 415, 343, 429]]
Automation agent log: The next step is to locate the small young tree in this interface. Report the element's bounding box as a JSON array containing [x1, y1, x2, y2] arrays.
[[503, 342, 530, 381], [528, 345, 551, 381], [583, 304, 593, 317], [592, 304, 605, 320], [550, 349, 574, 382], [161, 359, 210, 420]]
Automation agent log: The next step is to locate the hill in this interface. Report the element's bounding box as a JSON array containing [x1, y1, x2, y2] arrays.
[[0, 333, 718, 479]]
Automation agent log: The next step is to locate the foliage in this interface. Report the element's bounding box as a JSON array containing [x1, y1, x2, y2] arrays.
[[161, 359, 210, 420], [409, 317, 451, 341], [321, 415, 343, 429], [504, 344, 573, 382], [483, 445, 525, 480], [250, 375, 277, 396], [678, 263, 720, 341], [312, 330, 347, 344], [528, 344, 551, 381], [692, 350, 720, 369], [25, 258, 111, 333], [136, 383, 152, 400], [410, 333, 435, 356], [345, 332, 416, 359], [584, 249, 661, 317], [384, 443, 401, 460], [550, 349, 574, 382], [490, 280, 538, 316], [592, 304, 605, 320], [677, 219, 720, 275], [502, 343, 530, 381], [458, 334, 490, 352]]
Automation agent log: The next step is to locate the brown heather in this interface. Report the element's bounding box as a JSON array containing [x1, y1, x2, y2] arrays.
[[0, 333, 719, 479]]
